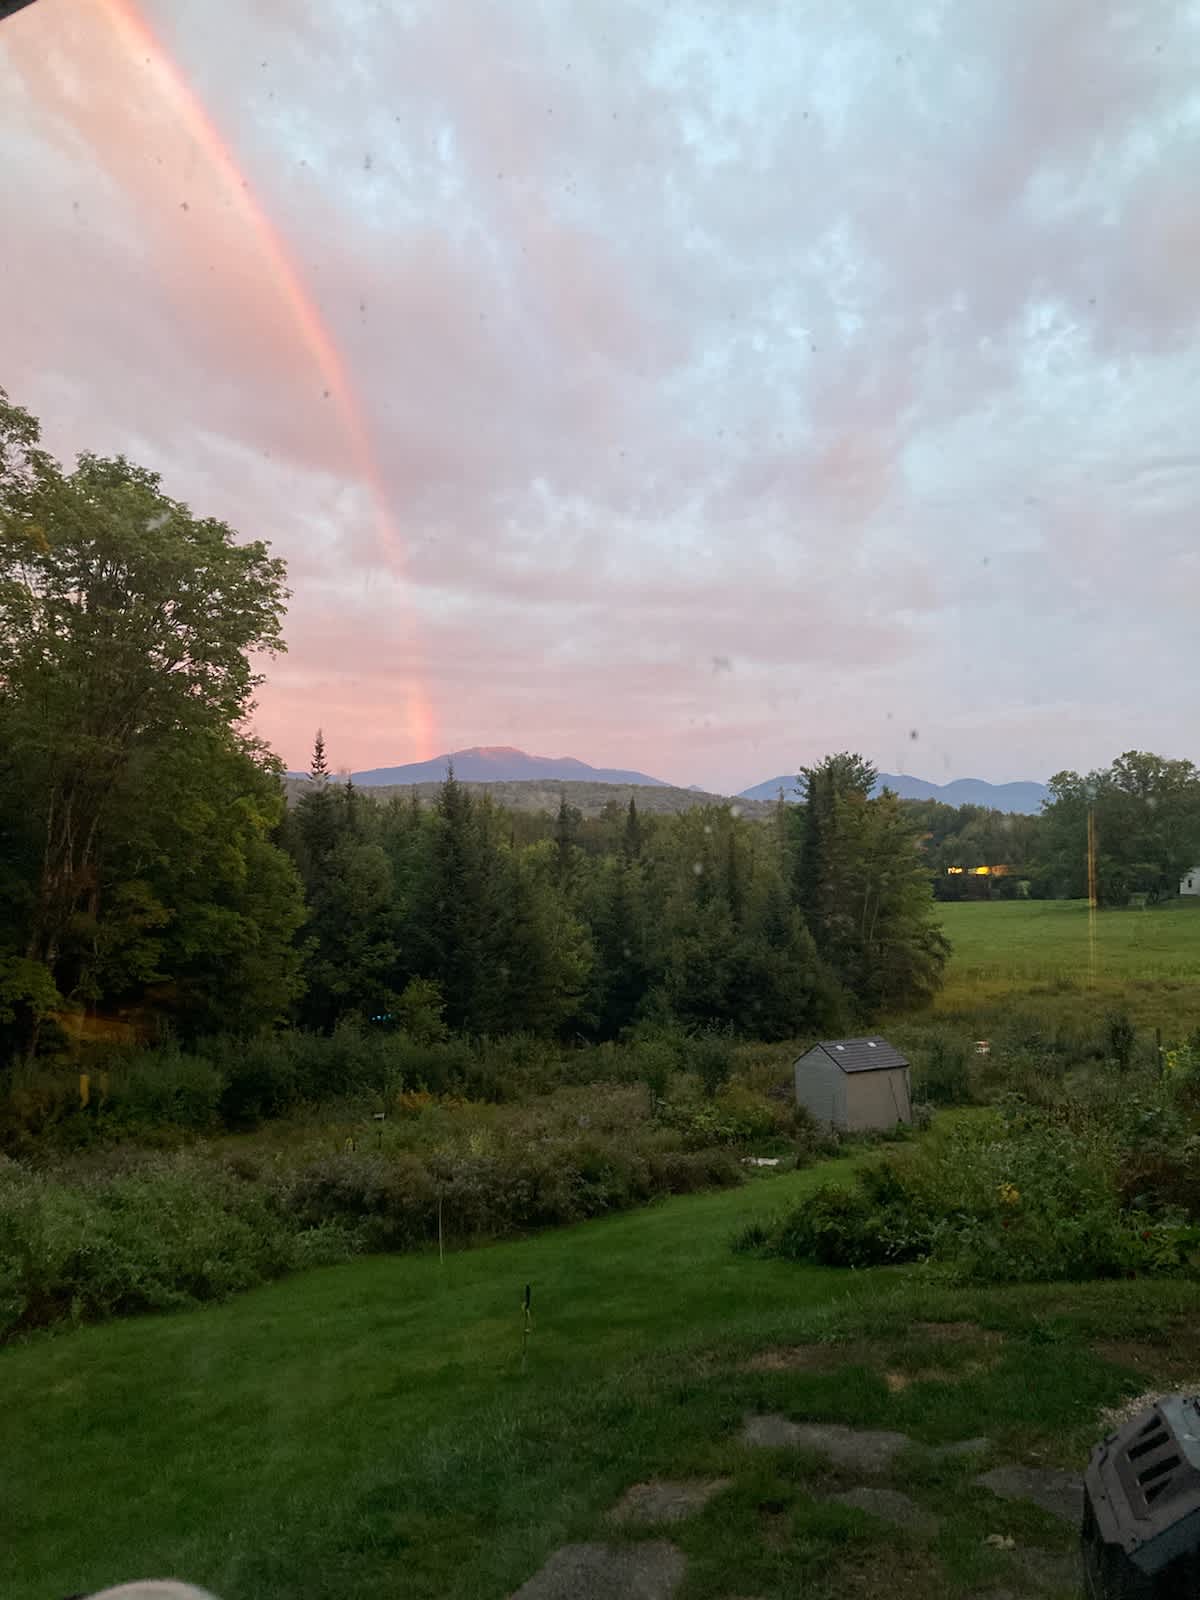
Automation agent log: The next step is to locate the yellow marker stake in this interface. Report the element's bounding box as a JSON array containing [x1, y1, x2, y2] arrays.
[[79, 1073, 90, 1109]]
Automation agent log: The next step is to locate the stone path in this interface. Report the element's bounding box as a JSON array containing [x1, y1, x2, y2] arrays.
[[509, 1425, 1085, 1598], [510, 1540, 686, 1600], [933, 1436, 992, 1460], [609, 1478, 731, 1525], [739, 1414, 910, 1470], [975, 1464, 1085, 1526], [827, 1486, 941, 1536]]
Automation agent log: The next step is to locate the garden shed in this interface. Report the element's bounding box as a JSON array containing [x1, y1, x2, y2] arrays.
[[793, 1037, 912, 1132]]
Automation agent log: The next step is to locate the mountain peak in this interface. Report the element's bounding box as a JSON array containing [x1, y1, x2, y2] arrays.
[[350, 746, 671, 789], [737, 771, 1048, 814]]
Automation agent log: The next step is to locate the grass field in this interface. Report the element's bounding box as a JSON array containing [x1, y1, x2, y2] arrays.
[[4, 1138, 1199, 1600], [933, 898, 1200, 1031]]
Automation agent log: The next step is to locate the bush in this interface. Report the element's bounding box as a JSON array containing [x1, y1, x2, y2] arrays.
[[648, 1146, 743, 1194], [688, 1029, 736, 1097], [913, 1037, 971, 1106], [0, 1155, 295, 1340], [0, 1065, 87, 1152], [1106, 1010, 1138, 1072], [108, 1047, 223, 1131], [217, 1034, 300, 1127], [659, 1082, 786, 1149], [744, 1104, 1200, 1283], [286, 1151, 438, 1251]]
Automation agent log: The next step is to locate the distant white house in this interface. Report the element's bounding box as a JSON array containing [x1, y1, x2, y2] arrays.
[[1182, 868, 1200, 897]]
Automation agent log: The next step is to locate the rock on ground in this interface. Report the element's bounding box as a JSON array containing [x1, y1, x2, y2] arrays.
[[609, 1478, 731, 1524], [827, 1486, 941, 1535], [510, 1541, 686, 1600], [740, 1415, 910, 1471], [975, 1465, 1085, 1526]]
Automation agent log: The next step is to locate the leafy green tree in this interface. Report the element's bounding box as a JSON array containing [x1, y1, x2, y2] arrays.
[[1037, 752, 1200, 905], [0, 390, 288, 1031], [110, 730, 305, 1034], [793, 753, 877, 944], [792, 754, 947, 1012], [829, 788, 950, 1011]]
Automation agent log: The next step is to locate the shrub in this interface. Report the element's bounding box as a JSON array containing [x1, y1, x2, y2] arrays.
[[0, 1155, 295, 1340], [688, 1029, 736, 1097], [1106, 1010, 1138, 1072], [744, 1105, 1200, 1284], [390, 977, 448, 1045], [217, 1034, 300, 1127], [913, 1037, 971, 1106], [647, 1146, 742, 1194], [285, 1151, 438, 1251], [108, 1047, 223, 1131], [0, 1065, 86, 1152], [659, 1082, 785, 1149]]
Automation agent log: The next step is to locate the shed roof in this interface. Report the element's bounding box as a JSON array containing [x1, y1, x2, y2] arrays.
[[798, 1038, 909, 1074]]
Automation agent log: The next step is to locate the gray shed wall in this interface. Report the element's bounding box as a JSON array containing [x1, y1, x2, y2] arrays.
[[844, 1066, 911, 1132], [794, 1049, 848, 1129]]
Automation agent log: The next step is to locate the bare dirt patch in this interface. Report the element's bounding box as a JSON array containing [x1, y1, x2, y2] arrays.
[[1094, 1335, 1200, 1384], [912, 1321, 1004, 1346], [742, 1341, 872, 1373]]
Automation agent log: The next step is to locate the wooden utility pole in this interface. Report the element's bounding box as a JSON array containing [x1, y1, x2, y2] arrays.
[[1087, 806, 1098, 985], [1087, 807, 1098, 909]]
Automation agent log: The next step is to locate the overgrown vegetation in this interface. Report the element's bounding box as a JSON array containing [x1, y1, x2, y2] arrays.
[[0, 1029, 837, 1339], [741, 1051, 1200, 1283]]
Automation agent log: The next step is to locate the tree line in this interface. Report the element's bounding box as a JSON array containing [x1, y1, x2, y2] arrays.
[[2, 390, 1197, 1058], [905, 757, 1200, 905]]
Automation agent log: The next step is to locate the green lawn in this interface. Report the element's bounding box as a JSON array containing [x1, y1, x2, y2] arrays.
[[934, 898, 1200, 1030], [4, 1143, 1198, 1600]]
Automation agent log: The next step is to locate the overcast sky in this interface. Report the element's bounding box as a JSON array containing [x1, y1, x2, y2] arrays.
[[4, 0, 1200, 793]]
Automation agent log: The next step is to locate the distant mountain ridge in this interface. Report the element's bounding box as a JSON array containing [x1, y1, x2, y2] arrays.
[[346, 746, 671, 788], [737, 772, 1049, 814], [288, 744, 1047, 815]]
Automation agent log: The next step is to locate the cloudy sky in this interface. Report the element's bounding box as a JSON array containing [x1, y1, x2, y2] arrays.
[[4, 0, 1199, 793]]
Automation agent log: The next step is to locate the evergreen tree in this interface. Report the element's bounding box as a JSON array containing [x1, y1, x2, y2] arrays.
[[622, 794, 643, 860], [293, 732, 340, 876], [553, 791, 583, 889]]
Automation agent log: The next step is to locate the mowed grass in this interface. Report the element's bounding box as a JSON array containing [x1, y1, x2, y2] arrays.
[[4, 1141, 1200, 1600], [934, 898, 1200, 1030]]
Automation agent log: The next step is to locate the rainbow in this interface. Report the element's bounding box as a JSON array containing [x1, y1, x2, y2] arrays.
[[97, 0, 436, 760]]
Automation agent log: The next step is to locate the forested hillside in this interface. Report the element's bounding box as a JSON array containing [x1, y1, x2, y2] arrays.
[[4, 392, 1199, 1062]]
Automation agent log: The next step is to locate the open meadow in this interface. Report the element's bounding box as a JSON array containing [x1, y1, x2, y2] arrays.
[[931, 897, 1200, 1033]]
